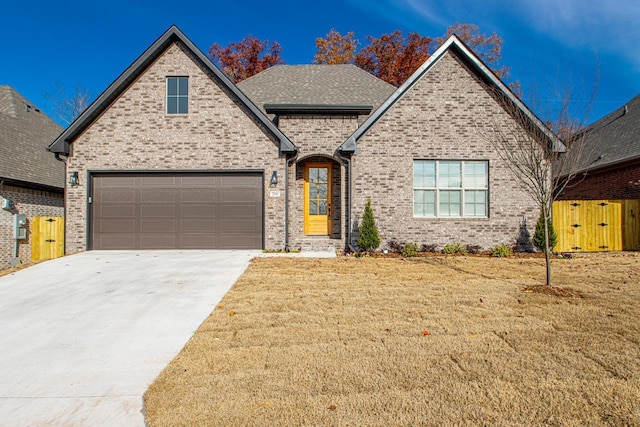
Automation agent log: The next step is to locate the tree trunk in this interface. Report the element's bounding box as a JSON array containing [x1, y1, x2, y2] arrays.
[[543, 206, 552, 286]]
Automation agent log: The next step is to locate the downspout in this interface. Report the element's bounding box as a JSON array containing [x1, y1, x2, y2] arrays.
[[53, 153, 67, 256], [336, 149, 353, 251], [1, 179, 20, 259], [284, 150, 298, 251]]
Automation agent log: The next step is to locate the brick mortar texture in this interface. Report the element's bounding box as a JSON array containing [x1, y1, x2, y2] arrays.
[[352, 52, 539, 250], [65, 42, 286, 253], [0, 185, 64, 268]]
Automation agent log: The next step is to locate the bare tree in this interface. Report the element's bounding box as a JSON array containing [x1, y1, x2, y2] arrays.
[[42, 82, 92, 126], [479, 82, 597, 285]]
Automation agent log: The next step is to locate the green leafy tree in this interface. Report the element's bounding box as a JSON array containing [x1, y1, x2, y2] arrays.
[[533, 211, 557, 253], [357, 198, 381, 252]]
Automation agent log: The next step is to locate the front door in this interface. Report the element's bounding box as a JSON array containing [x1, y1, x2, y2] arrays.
[[304, 163, 331, 235]]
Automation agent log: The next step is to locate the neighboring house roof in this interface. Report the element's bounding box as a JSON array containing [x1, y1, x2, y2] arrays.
[[237, 64, 395, 117], [339, 35, 564, 153], [0, 86, 64, 191], [569, 93, 640, 174], [47, 25, 297, 155]]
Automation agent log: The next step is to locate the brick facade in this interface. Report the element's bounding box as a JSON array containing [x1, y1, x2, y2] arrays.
[[0, 185, 64, 268], [558, 161, 640, 200], [352, 52, 538, 250], [62, 33, 545, 254], [64, 42, 287, 253]]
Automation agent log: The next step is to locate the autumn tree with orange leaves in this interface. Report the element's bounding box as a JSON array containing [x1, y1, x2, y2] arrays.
[[314, 29, 359, 65], [208, 36, 284, 82], [354, 31, 432, 87]]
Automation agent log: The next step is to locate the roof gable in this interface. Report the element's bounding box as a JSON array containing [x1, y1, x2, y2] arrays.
[[47, 26, 296, 155], [339, 35, 563, 153], [0, 86, 64, 190]]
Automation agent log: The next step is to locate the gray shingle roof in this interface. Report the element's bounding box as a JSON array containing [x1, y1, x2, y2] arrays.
[[572, 93, 640, 173], [237, 64, 396, 117], [0, 86, 64, 190]]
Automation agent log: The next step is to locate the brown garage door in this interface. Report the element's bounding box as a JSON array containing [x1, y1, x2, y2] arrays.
[[91, 173, 263, 250]]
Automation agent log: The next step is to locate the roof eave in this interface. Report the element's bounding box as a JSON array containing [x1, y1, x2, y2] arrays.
[[47, 25, 296, 155], [265, 104, 373, 115]]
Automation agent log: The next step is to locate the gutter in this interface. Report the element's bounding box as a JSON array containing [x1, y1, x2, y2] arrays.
[[284, 150, 298, 251]]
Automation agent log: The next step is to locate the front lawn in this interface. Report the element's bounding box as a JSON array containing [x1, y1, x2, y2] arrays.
[[145, 253, 640, 426]]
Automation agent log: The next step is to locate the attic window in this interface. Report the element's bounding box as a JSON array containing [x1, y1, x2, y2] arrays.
[[166, 76, 188, 114]]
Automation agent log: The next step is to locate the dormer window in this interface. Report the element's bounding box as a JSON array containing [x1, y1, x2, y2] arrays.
[[166, 77, 188, 114]]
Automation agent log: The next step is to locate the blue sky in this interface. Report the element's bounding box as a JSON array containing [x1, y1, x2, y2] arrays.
[[2, 0, 638, 126]]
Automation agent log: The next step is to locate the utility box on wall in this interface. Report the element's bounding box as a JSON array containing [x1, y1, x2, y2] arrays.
[[14, 214, 27, 239]]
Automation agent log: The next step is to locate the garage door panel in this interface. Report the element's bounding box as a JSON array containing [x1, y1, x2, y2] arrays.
[[100, 189, 136, 203], [140, 220, 177, 233], [97, 219, 136, 233], [91, 173, 263, 250], [181, 204, 216, 217], [98, 234, 136, 250], [181, 234, 217, 248], [141, 189, 177, 203], [99, 205, 136, 218], [181, 219, 215, 233], [140, 234, 177, 249], [181, 189, 218, 202]]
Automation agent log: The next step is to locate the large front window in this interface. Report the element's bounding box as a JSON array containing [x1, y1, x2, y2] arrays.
[[414, 160, 488, 217]]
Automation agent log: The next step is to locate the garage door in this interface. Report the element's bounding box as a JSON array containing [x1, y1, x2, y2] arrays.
[[91, 173, 263, 250]]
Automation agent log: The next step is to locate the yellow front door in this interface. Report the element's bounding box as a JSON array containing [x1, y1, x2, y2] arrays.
[[304, 163, 331, 235]]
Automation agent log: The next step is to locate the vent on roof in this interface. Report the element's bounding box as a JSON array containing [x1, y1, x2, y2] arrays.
[[25, 104, 31, 112], [624, 105, 628, 115]]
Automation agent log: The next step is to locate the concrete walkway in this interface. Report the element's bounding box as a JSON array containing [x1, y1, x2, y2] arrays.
[[0, 250, 259, 426]]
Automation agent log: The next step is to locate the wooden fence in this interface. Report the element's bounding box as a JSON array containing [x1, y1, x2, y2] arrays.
[[31, 217, 65, 261], [553, 200, 639, 252]]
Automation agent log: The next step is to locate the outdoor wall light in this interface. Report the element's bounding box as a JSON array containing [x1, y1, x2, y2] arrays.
[[69, 171, 79, 187], [270, 171, 278, 186]]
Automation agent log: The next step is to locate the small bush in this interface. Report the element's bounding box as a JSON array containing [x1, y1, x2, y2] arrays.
[[387, 239, 404, 253], [420, 243, 438, 252], [491, 244, 513, 258], [442, 242, 467, 255], [402, 242, 419, 257], [357, 198, 381, 253], [532, 211, 557, 253], [465, 244, 482, 254]]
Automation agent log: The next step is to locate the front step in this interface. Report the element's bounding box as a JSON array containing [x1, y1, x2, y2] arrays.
[[295, 237, 344, 252]]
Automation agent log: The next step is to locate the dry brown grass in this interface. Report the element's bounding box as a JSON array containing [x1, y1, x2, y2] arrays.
[[145, 253, 640, 426]]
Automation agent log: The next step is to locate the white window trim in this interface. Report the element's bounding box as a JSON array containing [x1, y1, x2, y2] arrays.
[[413, 160, 489, 218], [166, 76, 189, 115]]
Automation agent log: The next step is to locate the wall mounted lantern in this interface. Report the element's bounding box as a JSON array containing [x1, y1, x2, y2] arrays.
[[270, 171, 278, 186], [69, 171, 79, 187]]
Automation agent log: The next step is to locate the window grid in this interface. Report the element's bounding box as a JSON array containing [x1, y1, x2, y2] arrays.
[[414, 160, 488, 218], [166, 76, 188, 114]]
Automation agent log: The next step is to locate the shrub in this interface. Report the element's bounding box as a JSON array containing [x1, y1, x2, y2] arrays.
[[532, 211, 557, 253], [402, 242, 419, 257], [357, 198, 381, 253], [442, 242, 467, 255], [491, 244, 513, 258], [421, 243, 438, 252], [387, 239, 404, 253], [465, 244, 482, 254]]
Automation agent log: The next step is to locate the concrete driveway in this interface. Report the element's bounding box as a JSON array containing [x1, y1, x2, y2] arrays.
[[0, 250, 260, 426]]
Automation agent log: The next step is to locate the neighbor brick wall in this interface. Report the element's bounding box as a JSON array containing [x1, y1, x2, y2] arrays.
[[558, 161, 640, 200], [0, 185, 64, 268], [353, 52, 539, 250], [65, 42, 286, 253]]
